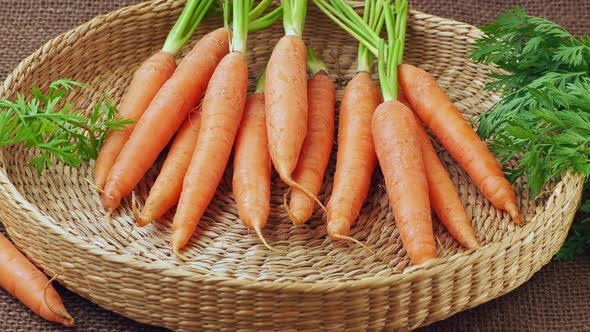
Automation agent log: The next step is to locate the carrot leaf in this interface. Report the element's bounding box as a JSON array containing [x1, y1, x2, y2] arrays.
[[0, 80, 132, 173], [471, 7, 590, 197], [163, 0, 215, 55]]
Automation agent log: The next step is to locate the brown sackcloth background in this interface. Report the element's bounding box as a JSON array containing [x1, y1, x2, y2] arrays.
[[1, 0, 589, 331]]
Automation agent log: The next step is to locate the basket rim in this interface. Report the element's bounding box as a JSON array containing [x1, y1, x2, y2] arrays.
[[0, 0, 585, 294]]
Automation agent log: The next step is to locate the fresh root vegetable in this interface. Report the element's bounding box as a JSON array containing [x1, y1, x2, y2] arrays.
[[286, 49, 335, 225], [399, 94, 480, 250], [134, 110, 202, 226], [398, 64, 522, 224], [326, 72, 382, 239], [94, 0, 214, 191], [322, 0, 384, 241], [265, 0, 327, 212], [318, 0, 437, 264], [373, 101, 437, 264], [232, 73, 277, 250], [374, 0, 437, 264], [0, 233, 74, 327], [171, 0, 263, 252], [101, 26, 230, 211]]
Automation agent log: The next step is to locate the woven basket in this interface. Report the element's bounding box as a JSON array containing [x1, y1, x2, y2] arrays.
[[0, 0, 584, 331]]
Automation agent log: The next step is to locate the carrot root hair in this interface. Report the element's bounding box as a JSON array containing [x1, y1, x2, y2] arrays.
[[86, 178, 105, 195], [331, 233, 376, 255], [506, 202, 522, 225], [43, 270, 75, 327], [131, 191, 150, 228], [173, 248, 190, 262], [282, 177, 327, 214], [253, 226, 284, 253]]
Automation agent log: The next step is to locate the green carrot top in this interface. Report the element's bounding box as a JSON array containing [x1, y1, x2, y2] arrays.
[[314, 0, 409, 99], [281, 0, 308, 36], [163, 0, 215, 55]]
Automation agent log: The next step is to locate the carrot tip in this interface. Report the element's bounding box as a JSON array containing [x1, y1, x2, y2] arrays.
[[253, 226, 284, 253], [282, 191, 304, 225], [131, 192, 150, 227], [86, 178, 104, 194], [506, 202, 523, 225], [331, 233, 376, 255], [172, 248, 190, 262], [43, 271, 74, 327], [283, 177, 327, 214]]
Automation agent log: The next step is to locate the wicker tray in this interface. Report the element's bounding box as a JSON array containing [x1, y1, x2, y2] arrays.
[[0, 0, 584, 331]]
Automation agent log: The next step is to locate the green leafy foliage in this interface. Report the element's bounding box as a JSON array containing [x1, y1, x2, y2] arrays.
[[471, 8, 590, 260], [471, 7, 590, 197], [0, 79, 132, 173]]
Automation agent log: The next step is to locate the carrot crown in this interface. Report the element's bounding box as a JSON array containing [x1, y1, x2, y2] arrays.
[[307, 48, 329, 76], [314, 0, 408, 100], [224, 1, 283, 53], [163, 0, 215, 55], [281, 0, 308, 36], [255, 71, 266, 93]]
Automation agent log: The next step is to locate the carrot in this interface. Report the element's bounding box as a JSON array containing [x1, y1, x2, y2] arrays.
[[101, 27, 229, 211], [232, 75, 272, 245], [399, 94, 480, 249], [94, 52, 175, 191], [317, 0, 437, 263], [265, 0, 326, 210], [171, 1, 252, 252], [398, 63, 522, 224], [326, 72, 381, 238], [94, 0, 214, 191], [135, 111, 202, 226], [315, 0, 384, 239], [373, 101, 437, 264], [287, 50, 335, 225], [0, 233, 73, 327]]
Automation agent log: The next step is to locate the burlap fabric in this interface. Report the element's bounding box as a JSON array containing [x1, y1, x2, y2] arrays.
[[0, 1, 588, 331]]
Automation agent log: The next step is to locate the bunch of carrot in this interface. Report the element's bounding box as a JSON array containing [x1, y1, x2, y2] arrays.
[[315, 0, 521, 264], [93, 0, 522, 264], [1, 0, 528, 326]]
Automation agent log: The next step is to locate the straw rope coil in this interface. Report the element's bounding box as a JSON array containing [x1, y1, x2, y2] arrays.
[[0, 0, 583, 330]]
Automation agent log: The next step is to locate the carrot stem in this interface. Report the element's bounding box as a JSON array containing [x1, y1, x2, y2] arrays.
[[282, 0, 308, 36], [163, 0, 214, 55], [248, 6, 284, 32], [255, 71, 266, 93], [306, 48, 328, 75]]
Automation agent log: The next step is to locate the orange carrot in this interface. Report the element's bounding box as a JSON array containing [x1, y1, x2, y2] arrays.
[[265, 36, 309, 185], [101, 28, 229, 211], [265, 3, 326, 210], [135, 111, 202, 226], [94, 0, 215, 191], [94, 51, 176, 191], [398, 63, 521, 224], [171, 51, 248, 252], [326, 73, 381, 238], [0, 233, 73, 327], [399, 94, 480, 249], [288, 58, 335, 225], [372, 101, 437, 264], [232, 88, 271, 241]]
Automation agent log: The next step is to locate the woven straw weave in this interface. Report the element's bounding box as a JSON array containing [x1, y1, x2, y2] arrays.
[[0, 0, 584, 331]]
